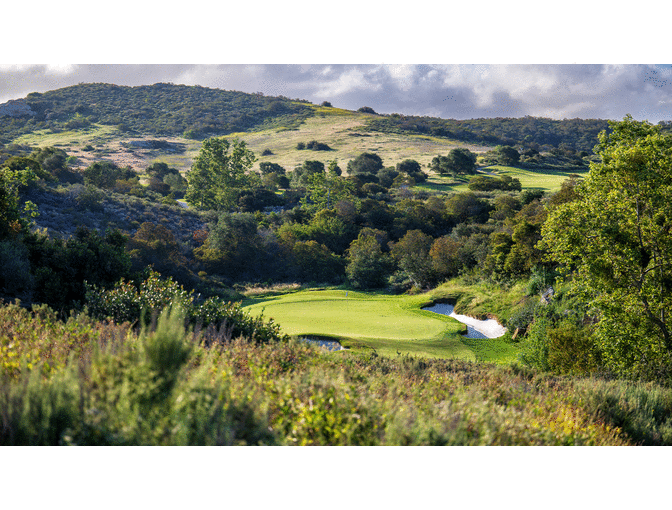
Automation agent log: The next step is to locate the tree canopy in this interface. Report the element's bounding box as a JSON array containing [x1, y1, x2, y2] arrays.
[[185, 138, 258, 211], [541, 115, 672, 376], [347, 153, 384, 175], [431, 148, 477, 175]]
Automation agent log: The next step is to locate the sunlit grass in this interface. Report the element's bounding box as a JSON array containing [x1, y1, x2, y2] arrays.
[[242, 287, 520, 362], [13, 124, 119, 148], [485, 165, 588, 193]]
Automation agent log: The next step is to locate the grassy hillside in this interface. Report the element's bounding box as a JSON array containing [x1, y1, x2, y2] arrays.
[[9, 106, 488, 177], [2, 83, 592, 181]]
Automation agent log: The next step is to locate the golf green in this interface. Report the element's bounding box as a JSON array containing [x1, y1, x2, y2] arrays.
[[243, 289, 479, 360]]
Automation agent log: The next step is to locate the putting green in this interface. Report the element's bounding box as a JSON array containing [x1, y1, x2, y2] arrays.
[[243, 289, 480, 360]]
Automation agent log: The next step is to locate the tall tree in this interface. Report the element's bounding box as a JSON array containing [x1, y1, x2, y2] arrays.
[[345, 230, 392, 288], [541, 115, 672, 376], [390, 229, 435, 288], [185, 138, 258, 211]]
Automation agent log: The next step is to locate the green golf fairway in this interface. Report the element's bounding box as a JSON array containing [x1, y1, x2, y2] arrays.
[[243, 289, 517, 361]]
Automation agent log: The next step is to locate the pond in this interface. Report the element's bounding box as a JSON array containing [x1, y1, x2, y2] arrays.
[[300, 337, 345, 351], [422, 303, 507, 339]]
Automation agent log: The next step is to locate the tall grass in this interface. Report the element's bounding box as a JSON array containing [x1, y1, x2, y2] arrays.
[[2, 300, 668, 445]]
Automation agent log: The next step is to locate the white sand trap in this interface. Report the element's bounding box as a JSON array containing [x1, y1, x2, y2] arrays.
[[423, 303, 507, 339]]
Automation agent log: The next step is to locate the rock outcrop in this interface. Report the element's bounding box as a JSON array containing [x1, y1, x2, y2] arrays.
[[0, 99, 35, 117]]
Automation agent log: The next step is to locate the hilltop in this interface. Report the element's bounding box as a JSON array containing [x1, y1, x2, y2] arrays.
[[0, 82, 613, 176]]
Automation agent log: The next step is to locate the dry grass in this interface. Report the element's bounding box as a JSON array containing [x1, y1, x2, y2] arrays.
[[242, 282, 303, 297], [13, 109, 494, 178]]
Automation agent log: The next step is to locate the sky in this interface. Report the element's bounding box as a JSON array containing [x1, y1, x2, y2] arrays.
[[2, 64, 672, 123], [3, 3, 671, 123]]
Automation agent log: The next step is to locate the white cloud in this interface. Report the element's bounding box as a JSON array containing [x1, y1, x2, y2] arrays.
[[0, 64, 671, 122]]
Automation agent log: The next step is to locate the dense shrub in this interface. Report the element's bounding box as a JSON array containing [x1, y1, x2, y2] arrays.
[[85, 271, 287, 344]]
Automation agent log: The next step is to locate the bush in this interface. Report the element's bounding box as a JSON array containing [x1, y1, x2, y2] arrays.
[[0, 240, 33, 299], [85, 271, 287, 344], [0, 306, 279, 445]]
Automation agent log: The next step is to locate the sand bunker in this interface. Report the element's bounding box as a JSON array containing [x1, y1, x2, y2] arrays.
[[423, 303, 507, 339]]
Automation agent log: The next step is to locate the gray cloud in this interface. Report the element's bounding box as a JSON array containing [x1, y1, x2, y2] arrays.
[[1, 64, 671, 122]]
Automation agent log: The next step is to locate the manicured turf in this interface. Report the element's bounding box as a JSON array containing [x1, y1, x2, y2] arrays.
[[417, 165, 588, 195], [243, 288, 520, 362], [479, 165, 588, 193]]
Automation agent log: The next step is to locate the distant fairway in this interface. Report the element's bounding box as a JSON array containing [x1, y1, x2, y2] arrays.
[[243, 289, 519, 362], [419, 165, 588, 195], [485, 165, 588, 192]]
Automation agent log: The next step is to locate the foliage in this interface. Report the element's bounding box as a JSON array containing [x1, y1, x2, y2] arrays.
[[367, 114, 610, 152], [85, 270, 286, 344], [290, 160, 325, 188], [6, 293, 672, 445], [0, 83, 315, 143], [357, 106, 377, 114], [291, 240, 345, 283], [0, 165, 40, 239], [468, 175, 522, 192], [347, 152, 384, 176], [185, 137, 258, 211], [301, 171, 357, 213], [390, 229, 435, 288], [431, 148, 477, 175], [259, 161, 286, 175], [492, 145, 520, 166], [396, 159, 427, 183], [25, 227, 132, 312], [83, 160, 136, 189], [541, 116, 672, 378], [345, 229, 393, 289], [194, 212, 264, 279]]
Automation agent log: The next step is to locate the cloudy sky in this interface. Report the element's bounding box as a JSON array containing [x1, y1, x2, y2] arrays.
[[4, 2, 670, 123], [2, 64, 672, 122]]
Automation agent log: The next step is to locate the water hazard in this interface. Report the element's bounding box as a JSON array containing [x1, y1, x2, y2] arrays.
[[422, 303, 507, 339], [300, 337, 344, 351]]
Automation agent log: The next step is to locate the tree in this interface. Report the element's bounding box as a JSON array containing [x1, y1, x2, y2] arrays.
[[194, 212, 264, 278], [347, 153, 384, 176], [292, 240, 344, 283], [83, 161, 135, 189], [302, 171, 357, 213], [357, 106, 377, 114], [447, 148, 477, 174], [541, 116, 672, 377], [185, 138, 258, 211], [430, 236, 463, 280], [493, 145, 520, 166], [396, 159, 427, 183], [146, 162, 178, 179], [291, 160, 325, 188], [0, 164, 40, 240], [430, 149, 477, 176], [390, 229, 435, 288], [259, 162, 286, 175], [30, 146, 68, 175], [345, 230, 392, 289]]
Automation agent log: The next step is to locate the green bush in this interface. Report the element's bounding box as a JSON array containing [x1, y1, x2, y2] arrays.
[[0, 306, 278, 445], [85, 271, 287, 344]]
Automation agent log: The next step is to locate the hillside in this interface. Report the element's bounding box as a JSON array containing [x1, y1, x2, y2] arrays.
[[0, 82, 611, 176], [0, 83, 315, 142]]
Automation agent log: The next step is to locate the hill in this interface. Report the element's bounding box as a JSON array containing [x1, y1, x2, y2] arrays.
[[0, 82, 315, 142], [0, 82, 623, 171]]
